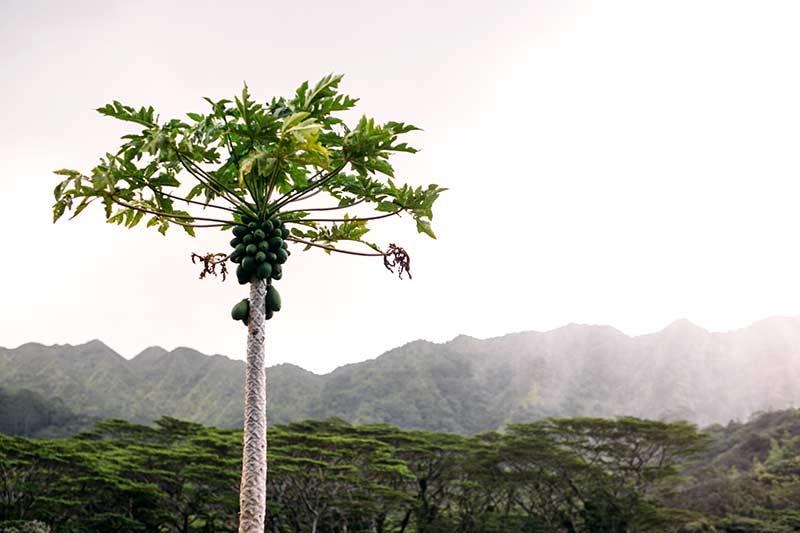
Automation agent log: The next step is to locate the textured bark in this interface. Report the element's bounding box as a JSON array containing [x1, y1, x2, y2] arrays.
[[239, 278, 268, 532]]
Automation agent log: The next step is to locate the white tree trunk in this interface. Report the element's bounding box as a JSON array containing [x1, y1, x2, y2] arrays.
[[239, 278, 268, 532]]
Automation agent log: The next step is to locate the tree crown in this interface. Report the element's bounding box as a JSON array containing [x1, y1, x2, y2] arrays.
[[53, 74, 444, 271]]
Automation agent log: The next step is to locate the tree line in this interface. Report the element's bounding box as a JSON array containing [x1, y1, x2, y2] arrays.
[[2, 411, 799, 532]]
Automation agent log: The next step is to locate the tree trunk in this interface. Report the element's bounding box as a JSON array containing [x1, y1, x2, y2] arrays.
[[239, 278, 268, 532]]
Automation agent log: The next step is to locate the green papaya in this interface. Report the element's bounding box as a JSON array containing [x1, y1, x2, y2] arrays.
[[266, 285, 281, 312], [248, 222, 258, 230], [230, 237, 241, 247], [236, 265, 250, 285], [280, 240, 288, 250], [235, 243, 246, 256], [271, 264, 283, 280], [253, 229, 266, 241], [268, 236, 283, 250], [261, 220, 274, 233], [242, 234, 253, 245], [232, 225, 249, 237], [275, 248, 288, 264], [258, 241, 270, 253], [270, 228, 282, 238], [229, 250, 242, 264], [241, 256, 257, 275], [255, 251, 266, 263], [256, 262, 272, 280], [266, 251, 277, 262], [265, 309, 274, 321], [245, 244, 258, 256], [281, 226, 289, 238], [231, 298, 250, 321]]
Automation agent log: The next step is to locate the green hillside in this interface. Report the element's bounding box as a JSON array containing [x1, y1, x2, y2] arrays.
[[0, 388, 94, 438], [3, 317, 800, 435]]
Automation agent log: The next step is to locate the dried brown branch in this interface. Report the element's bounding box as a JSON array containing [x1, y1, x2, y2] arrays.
[[383, 243, 412, 280], [191, 252, 229, 281]]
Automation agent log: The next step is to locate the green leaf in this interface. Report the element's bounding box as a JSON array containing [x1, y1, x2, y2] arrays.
[[376, 201, 397, 212], [130, 209, 146, 228], [415, 218, 436, 239], [53, 169, 80, 177], [68, 198, 94, 220], [282, 112, 312, 132], [369, 159, 394, 177], [52, 200, 67, 222], [151, 173, 180, 187], [96, 101, 156, 127]]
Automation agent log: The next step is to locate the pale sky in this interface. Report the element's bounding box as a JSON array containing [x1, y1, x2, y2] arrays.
[[2, 0, 800, 373]]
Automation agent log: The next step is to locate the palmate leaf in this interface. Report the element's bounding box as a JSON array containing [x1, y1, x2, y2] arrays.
[[96, 101, 156, 127], [289, 218, 380, 254], [281, 112, 312, 131], [291, 73, 359, 118]]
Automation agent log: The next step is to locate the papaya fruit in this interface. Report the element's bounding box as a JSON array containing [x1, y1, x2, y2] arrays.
[[254, 229, 266, 241], [275, 248, 288, 264], [268, 236, 283, 251], [236, 265, 250, 285], [270, 228, 282, 239], [265, 309, 274, 321], [271, 264, 283, 280], [266, 251, 277, 262], [241, 256, 257, 275], [230, 237, 241, 247], [266, 285, 281, 312], [229, 250, 242, 264], [256, 262, 272, 280], [242, 234, 253, 245], [232, 225, 249, 237], [255, 251, 266, 263], [258, 241, 270, 253], [245, 244, 258, 256], [248, 222, 258, 230], [261, 220, 274, 233], [281, 227, 289, 239], [231, 298, 250, 321]]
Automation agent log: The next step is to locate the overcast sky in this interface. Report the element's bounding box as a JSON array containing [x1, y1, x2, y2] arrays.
[[2, 0, 800, 373]]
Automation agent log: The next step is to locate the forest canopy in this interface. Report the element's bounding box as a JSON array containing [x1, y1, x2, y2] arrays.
[[4, 411, 799, 532]]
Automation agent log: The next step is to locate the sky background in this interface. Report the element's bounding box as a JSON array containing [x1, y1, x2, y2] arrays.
[[2, 0, 800, 373]]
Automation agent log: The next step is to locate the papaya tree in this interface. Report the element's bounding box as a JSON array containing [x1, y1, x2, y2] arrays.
[[51, 74, 444, 532]]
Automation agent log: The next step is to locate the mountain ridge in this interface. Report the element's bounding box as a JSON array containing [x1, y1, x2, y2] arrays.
[[3, 315, 800, 434], [5, 315, 795, 376]]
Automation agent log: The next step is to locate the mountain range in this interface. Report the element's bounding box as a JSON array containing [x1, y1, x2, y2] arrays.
[[2, 316, 800, 436]]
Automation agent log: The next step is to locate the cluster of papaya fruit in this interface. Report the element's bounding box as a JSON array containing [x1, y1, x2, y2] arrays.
[[229, 216, 290, 284], [230, 285, 282, 325], [229, 214, 290, 325]]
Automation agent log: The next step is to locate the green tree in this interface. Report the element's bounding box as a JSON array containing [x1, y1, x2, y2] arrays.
[[542, 417, 710, 531], [52, 74, 444, 532]]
